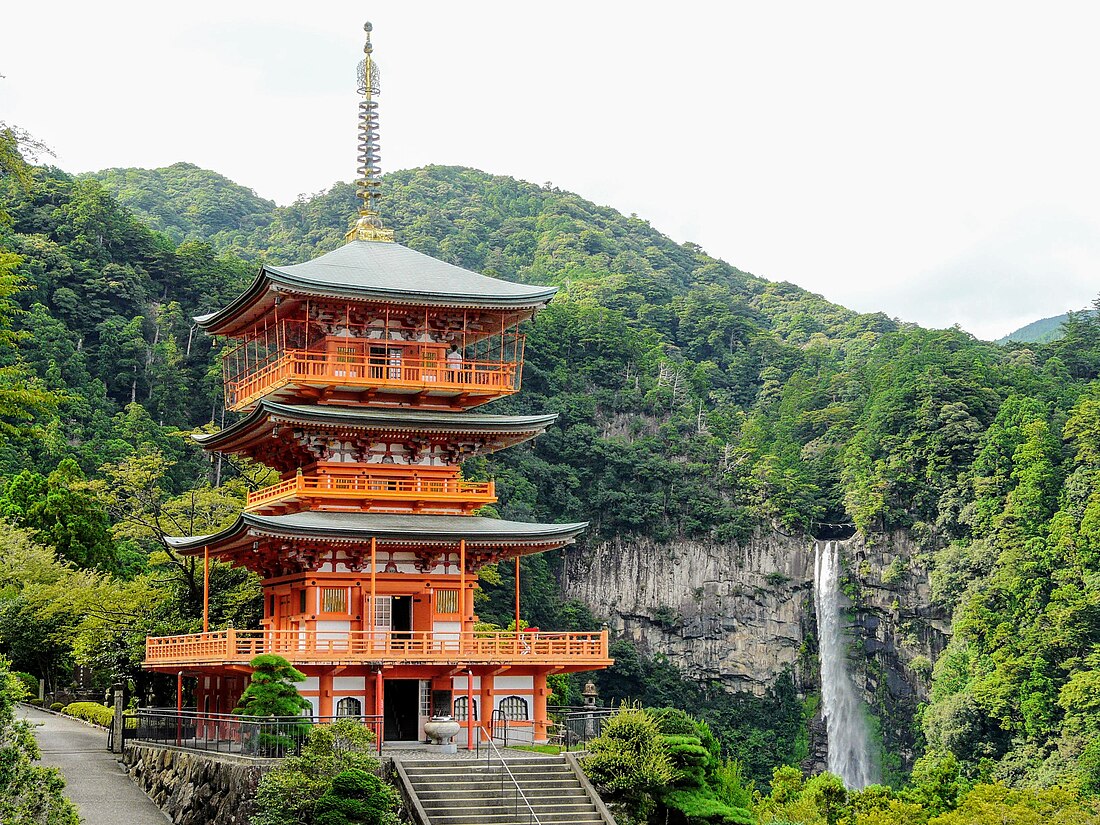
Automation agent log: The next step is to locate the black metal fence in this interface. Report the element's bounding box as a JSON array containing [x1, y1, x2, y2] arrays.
[[546, 704, 617, 749], [126, 709, 384, 757]]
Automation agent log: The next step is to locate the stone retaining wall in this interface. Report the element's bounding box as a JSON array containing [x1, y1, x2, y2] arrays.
[[122, 744, 278, 825]]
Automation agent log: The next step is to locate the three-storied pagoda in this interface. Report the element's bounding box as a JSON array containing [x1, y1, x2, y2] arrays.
[[142, 23, 611, 744]]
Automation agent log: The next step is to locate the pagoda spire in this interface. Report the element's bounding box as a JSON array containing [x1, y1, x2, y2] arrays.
[[346, 21, 394, 243]]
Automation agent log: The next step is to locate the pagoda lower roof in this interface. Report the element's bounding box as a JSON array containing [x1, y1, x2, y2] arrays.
[[164, 512, 588, 555], [196, 240, 558, 335], [195, 401, 556, 451]]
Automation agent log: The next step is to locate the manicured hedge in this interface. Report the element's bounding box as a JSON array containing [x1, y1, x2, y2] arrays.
[[62, 702, 114, 727]]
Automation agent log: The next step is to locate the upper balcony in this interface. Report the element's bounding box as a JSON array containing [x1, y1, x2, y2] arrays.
[[144, 628, 611, 671], [245, 467, 496, 515], [222, 307, 527, 412]]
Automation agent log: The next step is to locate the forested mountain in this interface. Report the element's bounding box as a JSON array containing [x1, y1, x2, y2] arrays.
[[998, 309, 1096, 345], [6, 154, 1100, 814]]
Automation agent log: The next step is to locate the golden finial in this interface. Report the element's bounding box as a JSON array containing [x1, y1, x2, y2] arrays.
[[346, 21, 394, 243]]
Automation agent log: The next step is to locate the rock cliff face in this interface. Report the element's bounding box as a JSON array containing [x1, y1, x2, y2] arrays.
[[562, 530, 949, 773]]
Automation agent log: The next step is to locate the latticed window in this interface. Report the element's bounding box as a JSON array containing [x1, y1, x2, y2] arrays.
[[336, 697, 362, 717], [435, 589, 459, 615], [453, 696, 478, 721], [322, 588, 348, 613], [419, 681, 431, 718], [497, 695, 529, 721], [373, 595, 392, 630]]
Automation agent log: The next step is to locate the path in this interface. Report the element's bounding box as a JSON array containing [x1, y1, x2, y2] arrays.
[[18, 706, 170, 825]]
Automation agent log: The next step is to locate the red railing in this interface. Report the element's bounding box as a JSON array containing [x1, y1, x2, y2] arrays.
[[246, 471, 496, 511], [225, 348, 521, 410], [145, 629, 610, 667]]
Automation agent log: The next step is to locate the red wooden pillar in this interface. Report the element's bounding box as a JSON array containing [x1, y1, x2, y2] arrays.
[[466, 668, 475, 751]]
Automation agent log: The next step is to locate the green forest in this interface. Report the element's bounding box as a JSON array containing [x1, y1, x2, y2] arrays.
[[5, 139, 1100, 821]]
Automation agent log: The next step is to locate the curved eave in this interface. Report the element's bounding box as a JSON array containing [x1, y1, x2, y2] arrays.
[[192, 401, 558, 453], [195, 241, 558, 336], [165, 513, 588, 556]]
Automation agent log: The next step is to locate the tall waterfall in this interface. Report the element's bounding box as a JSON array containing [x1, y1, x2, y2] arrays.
[[814, 540, 877, 788]]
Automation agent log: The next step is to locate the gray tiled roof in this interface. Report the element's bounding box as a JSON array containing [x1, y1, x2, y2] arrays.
[[165, 512, 588, 552], [193, 401, 557, 448], [196, 240, 557, 331]]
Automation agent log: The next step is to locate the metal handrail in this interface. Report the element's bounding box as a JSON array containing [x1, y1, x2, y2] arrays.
[[476, 723, 542, 825]]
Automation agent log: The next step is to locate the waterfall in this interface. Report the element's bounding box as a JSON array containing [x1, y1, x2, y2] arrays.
[[814, 540, 878, 789]]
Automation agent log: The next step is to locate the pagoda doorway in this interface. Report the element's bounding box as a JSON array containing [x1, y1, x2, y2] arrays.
[[384, 679, 420, 741], [391, 595, 412, 639]]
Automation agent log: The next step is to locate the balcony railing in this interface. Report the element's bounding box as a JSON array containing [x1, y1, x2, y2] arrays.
[[246, 471, 496, 512], [144, 629, 610, 667], [226, 349, 520, 411]]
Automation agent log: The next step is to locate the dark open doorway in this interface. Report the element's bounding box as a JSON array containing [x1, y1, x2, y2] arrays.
[[384, 679, 419, 741], [391, 595, 412, 637]]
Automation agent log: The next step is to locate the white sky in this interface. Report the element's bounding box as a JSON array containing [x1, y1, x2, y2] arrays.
[[4, 1, 1100, 340]]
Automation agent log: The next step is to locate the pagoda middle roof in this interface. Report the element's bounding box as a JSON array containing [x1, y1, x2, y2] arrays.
[[196, 240, 558, 334], [164, 512, 588, 555], [193, 401, 558, 452]]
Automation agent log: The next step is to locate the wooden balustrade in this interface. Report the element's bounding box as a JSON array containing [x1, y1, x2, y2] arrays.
[[226, 348, 520, 410], [245, 472, 496, 510], [144, 629, 610, 667]]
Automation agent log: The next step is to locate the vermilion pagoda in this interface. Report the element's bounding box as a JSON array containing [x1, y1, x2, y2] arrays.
[[142, 23, 611, 744]]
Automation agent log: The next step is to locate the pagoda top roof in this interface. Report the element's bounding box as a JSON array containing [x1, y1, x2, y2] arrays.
[[196, 240, 558, 334], [164, 512, 588, 555]]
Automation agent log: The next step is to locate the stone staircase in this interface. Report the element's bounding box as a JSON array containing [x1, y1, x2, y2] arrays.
[[394, 755, 613, 825]]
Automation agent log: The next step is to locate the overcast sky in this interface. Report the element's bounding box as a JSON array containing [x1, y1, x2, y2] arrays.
[[4, 1, 1099, 340]]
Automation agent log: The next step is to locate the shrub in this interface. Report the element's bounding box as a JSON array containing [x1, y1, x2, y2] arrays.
[[646, 707, 699, 736], [235, 654, 312, 756], [251, 719, 395, 825], [661, 789, 754, 825], [1, 655, 80, 825], [50, 703, 63, 712], [712, 759, 752, 810], [28, 698, 43, 706], [62, 702, 113, 727], [13, 671, 37, 699], [313, 768, 400, 825], [582, 705, 675, 795]]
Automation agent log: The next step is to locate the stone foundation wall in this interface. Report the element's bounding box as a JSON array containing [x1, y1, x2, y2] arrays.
[[122, 744, 277, 825]]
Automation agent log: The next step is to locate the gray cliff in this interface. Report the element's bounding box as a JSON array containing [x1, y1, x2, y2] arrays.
[[562, 530, 949, 773]]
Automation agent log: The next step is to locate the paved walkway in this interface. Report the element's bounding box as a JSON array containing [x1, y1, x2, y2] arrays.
[[19, 706, 169, 825]]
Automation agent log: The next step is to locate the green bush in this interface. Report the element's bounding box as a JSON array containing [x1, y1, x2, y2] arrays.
[[712, 759, 752, 810], [661, 789, 754, 825], [13, 671, 37, 699], [582, 705, 675, 795], [50, 702, 63, 712], [647, 707, 699, 736], [313, 769, 399, 825], [28, 698, 43, 706], [251, 719, 396, 825], [62, 702, 113, 727]]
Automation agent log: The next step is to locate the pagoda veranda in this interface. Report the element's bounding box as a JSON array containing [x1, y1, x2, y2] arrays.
[[141, 23, 611, 746]]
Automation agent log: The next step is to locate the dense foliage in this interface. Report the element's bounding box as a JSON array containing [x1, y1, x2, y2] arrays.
[[251, 719, 398, 825], [3, 148, 1100, 803], [0, 655, 79, 825]]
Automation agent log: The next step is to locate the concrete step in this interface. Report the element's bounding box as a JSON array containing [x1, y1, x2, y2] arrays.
[[417, 786, 590, 801], [425, 812, 603, 825], [396, 753, 611, 825], [405, 776, 579, 789], [419, 800, 598, 813]]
